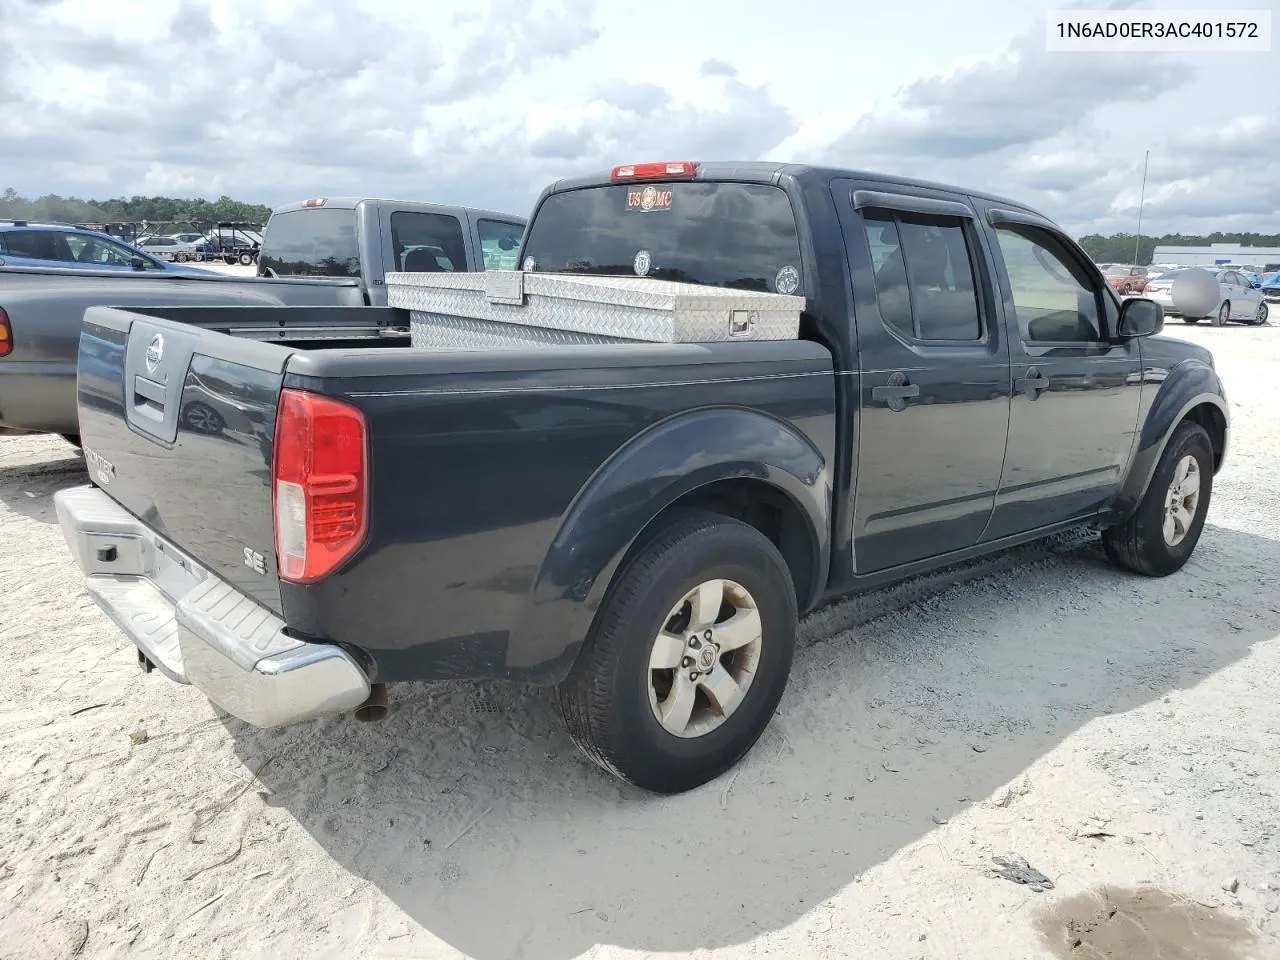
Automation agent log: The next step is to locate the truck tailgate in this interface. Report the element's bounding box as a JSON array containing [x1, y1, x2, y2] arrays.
[[76, 305, 289, 615]]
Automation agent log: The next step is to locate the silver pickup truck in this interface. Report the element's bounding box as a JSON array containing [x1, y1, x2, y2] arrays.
[[0, 197, 526, 442]]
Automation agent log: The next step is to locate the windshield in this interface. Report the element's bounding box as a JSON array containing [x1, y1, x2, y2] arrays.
[[258, 208, 359, 277], [520, 181, 804, 294]]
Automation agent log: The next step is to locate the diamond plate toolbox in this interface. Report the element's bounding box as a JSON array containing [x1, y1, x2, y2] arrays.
[[387, 271, 805, 348]]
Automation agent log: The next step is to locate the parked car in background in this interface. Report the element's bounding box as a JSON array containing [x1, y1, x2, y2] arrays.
[[1144, 267, 1268, 325], [0, 221, 210, 274], [0, 197, 527, 440], [55, 160, 1228, 795], [135, 235, 208, 263], [1260, 271, 1280, 302], [1101, 263, 1149, 294]]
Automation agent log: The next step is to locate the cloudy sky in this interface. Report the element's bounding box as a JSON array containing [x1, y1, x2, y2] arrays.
[[1, 0, 1276, 236]]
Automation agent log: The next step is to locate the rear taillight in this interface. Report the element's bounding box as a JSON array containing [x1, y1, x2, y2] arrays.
[[0, 307, 11, 357], [272, 388, 368, 583]]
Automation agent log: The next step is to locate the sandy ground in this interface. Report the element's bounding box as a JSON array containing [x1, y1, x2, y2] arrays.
[[1, 322, 1278, 960]]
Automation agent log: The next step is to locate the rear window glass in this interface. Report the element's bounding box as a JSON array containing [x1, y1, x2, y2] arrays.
[[258, 208, 360, 277], [520, 181, 804, 294]]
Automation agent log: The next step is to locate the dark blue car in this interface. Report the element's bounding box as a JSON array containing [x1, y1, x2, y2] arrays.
[[0, 220, 211, 274]]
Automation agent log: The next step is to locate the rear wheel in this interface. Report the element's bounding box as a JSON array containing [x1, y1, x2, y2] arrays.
[[1102, 420, 1213, 577], [238, 252, 254, 266], [555, 510, 797, 794]]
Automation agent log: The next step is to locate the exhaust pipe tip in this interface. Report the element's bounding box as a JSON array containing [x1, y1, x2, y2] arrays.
[[354, 682, 388, 722]]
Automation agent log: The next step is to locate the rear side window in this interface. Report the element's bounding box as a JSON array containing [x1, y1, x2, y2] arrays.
[[1, 230, 66, 260], [258, 209, 360, 277], [391, 212, 467, 272], [477, 219, 524, 270], [520, 181, 803, 294], [861, 211, 982, 341]]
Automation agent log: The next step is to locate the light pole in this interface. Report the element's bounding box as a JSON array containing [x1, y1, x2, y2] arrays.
[[1134, 149, 1150, 264]]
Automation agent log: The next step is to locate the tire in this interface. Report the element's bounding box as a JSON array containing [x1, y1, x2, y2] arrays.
[[555, 509, 797, 794], [1102, 420, 1213, 577], [238, 252, 253, 266], [1255, 301, 1268, 325], [1121, 283, 1132, 294], [1212, 301, 1229, 326], [175, 252, 188, 263]]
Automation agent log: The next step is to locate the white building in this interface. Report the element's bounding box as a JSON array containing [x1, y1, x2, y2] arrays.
[[1151, 243, 1280, 270]]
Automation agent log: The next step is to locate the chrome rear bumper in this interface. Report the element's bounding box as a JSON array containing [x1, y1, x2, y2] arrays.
[[53, 484, 370, 727]]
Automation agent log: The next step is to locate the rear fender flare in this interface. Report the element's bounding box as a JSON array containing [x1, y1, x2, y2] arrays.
[[1111, 359, 1228, 522], [512, 406, 831, 682]]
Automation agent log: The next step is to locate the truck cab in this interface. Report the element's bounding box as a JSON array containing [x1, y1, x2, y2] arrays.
[[256, 197, 527, 304]]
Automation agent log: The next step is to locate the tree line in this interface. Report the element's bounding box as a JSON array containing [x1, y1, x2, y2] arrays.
[[0, 188, 273, 227], [1077, 231, 1280, 266]]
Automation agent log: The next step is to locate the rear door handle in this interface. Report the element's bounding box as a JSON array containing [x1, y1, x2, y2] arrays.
[[1015, 367, 1050, 399], [871, 373, 920, 412]]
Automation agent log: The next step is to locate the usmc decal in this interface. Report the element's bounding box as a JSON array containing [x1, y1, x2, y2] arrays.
[[625, 185, 674, 213]]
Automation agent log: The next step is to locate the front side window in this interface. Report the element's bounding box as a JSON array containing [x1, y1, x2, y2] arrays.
[[992, 224, 1103, 343], [72, 235, 151, 267], [477, 219, 524, 270], [391, 212, 467, 273], [861, 209, 982, 341]]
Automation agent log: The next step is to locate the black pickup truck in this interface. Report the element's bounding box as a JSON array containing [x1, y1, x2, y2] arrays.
[[55, 162, 1229, 794]]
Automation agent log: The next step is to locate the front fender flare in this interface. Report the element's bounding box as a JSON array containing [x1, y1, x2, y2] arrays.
[[510, 406, 831, 682], [1111, 359, 1228, 522]]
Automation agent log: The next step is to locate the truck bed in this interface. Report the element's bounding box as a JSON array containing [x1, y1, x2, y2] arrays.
[[73, 302, 836, 682]]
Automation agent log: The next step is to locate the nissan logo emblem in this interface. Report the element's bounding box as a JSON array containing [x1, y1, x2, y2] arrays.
[[145, 333, 164, 373]]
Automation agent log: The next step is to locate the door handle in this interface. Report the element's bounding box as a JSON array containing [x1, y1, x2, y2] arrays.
[[871, 385, 920, 400], [871, 372, 920, 412], [1014, 367, 1050, 399]]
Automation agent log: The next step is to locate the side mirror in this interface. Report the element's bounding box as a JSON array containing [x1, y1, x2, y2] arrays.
[[1118, 296, 1163, 338]]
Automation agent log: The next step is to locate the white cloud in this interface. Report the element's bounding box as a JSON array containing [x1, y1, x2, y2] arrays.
[[0, 0, 1277, 236]]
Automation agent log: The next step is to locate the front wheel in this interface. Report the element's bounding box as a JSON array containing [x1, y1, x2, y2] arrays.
[[1102, 420, 1213, 576], [555, 510, 797, 794], [1212, 301, 1230, 326], [1255, 301, 1269, 325], [238, 252, 254, 266]]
